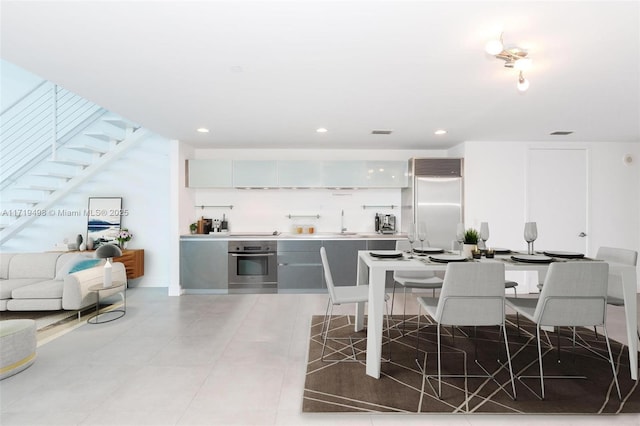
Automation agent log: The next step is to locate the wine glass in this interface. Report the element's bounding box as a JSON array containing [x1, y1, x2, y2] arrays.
[[456, 223, 465, 255], [480, 222, 490, 250], [407, 223, 416, 258], [417, 222, 427, 252], [524, 222, 538, 255]]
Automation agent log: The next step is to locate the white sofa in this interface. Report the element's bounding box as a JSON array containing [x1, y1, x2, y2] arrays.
[[0, 252, 127, 312]]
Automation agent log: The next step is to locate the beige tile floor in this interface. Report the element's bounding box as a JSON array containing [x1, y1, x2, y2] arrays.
[[0, 288, 638, 425]]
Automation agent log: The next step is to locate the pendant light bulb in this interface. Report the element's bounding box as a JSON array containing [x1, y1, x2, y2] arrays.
[[517, 71, 530, 92], [485, 39, 504, 56]]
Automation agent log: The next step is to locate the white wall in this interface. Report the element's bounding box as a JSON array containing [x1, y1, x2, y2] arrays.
[[0, 59, 44, 110], [463, 141, 640, 291], [3, 135, 172, 288]]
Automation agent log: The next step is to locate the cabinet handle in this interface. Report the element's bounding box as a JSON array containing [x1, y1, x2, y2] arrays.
[[230, 253, 275, 257]]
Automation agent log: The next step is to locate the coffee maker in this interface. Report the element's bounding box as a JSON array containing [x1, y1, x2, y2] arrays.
[[374, 213, 396, 234]]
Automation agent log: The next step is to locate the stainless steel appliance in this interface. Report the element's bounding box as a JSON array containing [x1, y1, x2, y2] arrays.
[[374, 213, 396, 234], [401, 158, 463, 249], [228, 241, 277, 293]]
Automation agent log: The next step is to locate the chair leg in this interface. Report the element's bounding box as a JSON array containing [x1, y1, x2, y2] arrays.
[[320, 301, 333, 362], [602, 324, 622, 400], [502, 323, 517, 400], [437, 324, 442, 398], [536, 325, 546, 400]]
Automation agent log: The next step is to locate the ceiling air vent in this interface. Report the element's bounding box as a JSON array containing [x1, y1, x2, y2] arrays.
[[550, 131, 574, 135], [371, 130, 393, 135]]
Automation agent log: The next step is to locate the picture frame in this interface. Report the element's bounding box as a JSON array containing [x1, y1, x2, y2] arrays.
[[86, 197, 123, 248]]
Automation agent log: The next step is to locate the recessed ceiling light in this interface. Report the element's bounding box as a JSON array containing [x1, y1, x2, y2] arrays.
[[316, 128, 328, 133], [197, 128, 209, 133], [434, 129, 447, 135]]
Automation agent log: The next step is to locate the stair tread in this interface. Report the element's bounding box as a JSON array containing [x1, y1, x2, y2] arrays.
[[85, 132, 118, 142], [32, 172, 75, 179], [48, 159, 91, 166], [17, 185, 58, 191], [66, 144, 109, 154]]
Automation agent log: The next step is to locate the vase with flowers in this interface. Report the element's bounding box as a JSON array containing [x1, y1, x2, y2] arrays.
[[117, 228, 132, 249]]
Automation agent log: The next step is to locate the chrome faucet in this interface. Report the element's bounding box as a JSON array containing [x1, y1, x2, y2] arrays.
[[341, 209, 347, 233]]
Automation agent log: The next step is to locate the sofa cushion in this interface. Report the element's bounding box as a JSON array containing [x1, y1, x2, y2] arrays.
[[8, 253, 62, 279], [0, 253, 15, 279], [6, 298, 62, 311], [0, 279, 42, 300], [11, 280, 64, 300]]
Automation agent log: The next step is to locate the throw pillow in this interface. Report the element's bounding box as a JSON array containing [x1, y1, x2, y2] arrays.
[[69, 259, 104, 274]]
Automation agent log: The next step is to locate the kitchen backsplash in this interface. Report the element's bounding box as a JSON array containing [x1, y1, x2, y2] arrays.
[[193, 188, 401, 234]]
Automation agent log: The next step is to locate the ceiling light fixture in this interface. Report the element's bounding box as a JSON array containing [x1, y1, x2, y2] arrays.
[[316, 128, 328, 133], [486, 32, 532, 92], [434, 129, 447, 135], [197, 128, 209, 133]]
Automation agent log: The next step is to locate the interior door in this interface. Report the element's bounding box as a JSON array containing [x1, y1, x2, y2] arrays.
[[526, 148, 588, 254]]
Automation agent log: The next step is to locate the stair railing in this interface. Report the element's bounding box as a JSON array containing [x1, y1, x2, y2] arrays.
[[0, 82, 104, 188]]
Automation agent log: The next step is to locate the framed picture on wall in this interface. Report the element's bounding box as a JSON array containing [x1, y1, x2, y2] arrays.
[[87, 197, 122, 248]]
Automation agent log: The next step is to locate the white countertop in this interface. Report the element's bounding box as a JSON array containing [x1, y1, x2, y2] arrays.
[[181, 232, 406, 240]]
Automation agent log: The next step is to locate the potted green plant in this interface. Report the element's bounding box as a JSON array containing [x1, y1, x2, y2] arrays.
[[189, 223, 197, 234], [463, 228, 479, 258]]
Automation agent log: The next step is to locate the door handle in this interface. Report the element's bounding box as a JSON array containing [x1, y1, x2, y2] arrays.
[[578, 232, 587, 237]]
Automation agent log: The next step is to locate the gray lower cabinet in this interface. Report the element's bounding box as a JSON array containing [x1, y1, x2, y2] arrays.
[[180, 240, 228, 291], [277, 241, 323, 292], [322, 240, 367, 286]]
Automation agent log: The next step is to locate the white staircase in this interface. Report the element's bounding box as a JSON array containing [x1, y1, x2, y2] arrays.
[[0, 110, 148, 245]]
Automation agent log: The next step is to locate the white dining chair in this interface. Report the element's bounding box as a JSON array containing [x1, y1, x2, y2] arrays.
[[505, 261, 621, 400], [414, 262, 516, 406], [319, 246, 391, 362], [391, 240, 444, 334], [596, 246, 639, 341]]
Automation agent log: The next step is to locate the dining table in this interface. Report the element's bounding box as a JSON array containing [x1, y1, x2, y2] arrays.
[[355, 249, 639, 380]]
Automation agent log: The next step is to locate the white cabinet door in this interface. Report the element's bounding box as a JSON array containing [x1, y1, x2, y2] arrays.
[[233, 160, 278, 187], [321, 161, 367, 188], [277, 161, 322, 187], [364, 161, 408, 187], [187, 160, 232, 188]]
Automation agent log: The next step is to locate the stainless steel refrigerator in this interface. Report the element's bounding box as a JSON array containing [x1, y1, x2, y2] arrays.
[[401, 158, 463, 250]]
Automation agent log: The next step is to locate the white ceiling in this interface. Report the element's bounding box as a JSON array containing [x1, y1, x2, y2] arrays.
[[1, 1, 639, 150]]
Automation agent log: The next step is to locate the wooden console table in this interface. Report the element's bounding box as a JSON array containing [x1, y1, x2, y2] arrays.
[[113, 249, 144, 279]]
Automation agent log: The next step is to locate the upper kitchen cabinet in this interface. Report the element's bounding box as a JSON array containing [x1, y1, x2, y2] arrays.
[[187, 159, 407, 188], [187, 160, 233, 188], [322, 160, 407, 188], [321, 161, 367, 188], [364, 161, 408, 187], [277, 161, 322, 188], [233, 160, 278, 188]]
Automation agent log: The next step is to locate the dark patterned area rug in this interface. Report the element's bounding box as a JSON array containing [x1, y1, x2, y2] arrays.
[[303, 314, 640, 414]]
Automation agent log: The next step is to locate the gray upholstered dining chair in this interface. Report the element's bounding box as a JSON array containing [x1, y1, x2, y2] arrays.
[[319, 246, 391, 362], [505, 261, 621, 400], [594, 246, 639, 341], [414, 262, 516, 405], [391, 240, 444, 334]]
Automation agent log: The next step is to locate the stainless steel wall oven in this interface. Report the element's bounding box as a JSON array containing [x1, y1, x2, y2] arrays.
[[228, 241, 277, 293]]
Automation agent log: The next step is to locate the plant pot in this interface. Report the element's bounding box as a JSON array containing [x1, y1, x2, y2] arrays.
[[462, 244, 477, 259]]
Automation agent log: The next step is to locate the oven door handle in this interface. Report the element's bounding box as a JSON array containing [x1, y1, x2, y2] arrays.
[[230, 253, 276, 257]]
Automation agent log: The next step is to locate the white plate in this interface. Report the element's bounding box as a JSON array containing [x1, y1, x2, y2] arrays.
[[414, 247, 445, 254], [511, 254, 553, 263], [543, 250, 584, 259], [429, 254, 467, 263], [370, 251, 404, 259]]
